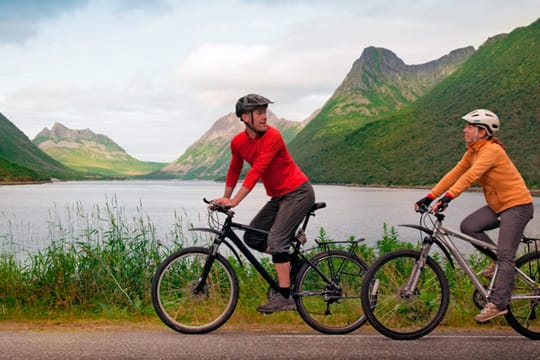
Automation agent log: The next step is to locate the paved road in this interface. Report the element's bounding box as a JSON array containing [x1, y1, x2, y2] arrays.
[[1, 327, 539, 360]]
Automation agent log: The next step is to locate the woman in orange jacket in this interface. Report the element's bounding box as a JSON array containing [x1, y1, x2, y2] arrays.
[[415, 109, 534, 323]]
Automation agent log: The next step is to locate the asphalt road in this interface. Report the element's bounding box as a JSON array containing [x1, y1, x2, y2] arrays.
[[1, 327, 540, 360]]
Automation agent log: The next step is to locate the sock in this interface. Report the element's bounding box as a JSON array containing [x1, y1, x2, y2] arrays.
[[280, 287, 290, 299]]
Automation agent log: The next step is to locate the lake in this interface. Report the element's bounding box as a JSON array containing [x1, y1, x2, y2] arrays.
[[1, 180, 539, 255]]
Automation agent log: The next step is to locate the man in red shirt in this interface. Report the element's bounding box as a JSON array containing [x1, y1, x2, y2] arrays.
[[213, 94, 315, 313]]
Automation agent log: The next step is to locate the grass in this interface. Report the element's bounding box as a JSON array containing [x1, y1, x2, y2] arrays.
[[0, 200, 514, 330]]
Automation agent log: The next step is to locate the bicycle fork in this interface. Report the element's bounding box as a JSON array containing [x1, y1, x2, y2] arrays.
[[401, 246, 432, 298], [193, 241, 221, 294]]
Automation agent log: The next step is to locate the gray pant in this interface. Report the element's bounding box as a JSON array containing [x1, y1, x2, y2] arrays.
[[461, 203, 534, 309], [244, 182, 315, 255]]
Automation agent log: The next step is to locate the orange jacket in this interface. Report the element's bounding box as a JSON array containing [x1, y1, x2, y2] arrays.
[[430, 139, 532, 214]]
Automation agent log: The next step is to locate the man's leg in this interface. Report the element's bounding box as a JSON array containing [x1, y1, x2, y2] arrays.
[[256, 183, 315, 313]]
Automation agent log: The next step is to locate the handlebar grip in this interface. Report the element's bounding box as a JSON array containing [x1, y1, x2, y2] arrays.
[[203, 198, 232, 213]]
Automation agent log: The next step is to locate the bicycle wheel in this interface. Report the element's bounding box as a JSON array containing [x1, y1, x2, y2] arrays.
[[295, 250, 369, 334], [505, 251, 540, 339], [360, 249, 449, 340], [151, 247, 239, 334]]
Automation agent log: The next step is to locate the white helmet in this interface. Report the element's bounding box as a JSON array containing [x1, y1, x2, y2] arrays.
[[462, 109, 500, 135]]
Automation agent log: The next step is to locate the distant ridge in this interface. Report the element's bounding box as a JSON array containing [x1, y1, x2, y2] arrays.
[[33, 123, 165, 177]]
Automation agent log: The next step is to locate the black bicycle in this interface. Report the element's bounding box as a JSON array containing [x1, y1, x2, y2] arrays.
[[151, 198, 369, 334]]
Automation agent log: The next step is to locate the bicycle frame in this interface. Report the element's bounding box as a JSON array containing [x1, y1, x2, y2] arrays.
[[191, 215, 282, 294], [401, 212, 540, 303], [189, 201, 347, 296]]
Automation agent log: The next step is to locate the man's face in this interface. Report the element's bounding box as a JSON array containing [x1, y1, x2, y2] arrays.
[[242, 106, 268, 133]]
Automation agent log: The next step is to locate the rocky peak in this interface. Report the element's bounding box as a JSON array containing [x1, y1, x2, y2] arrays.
[[330, 45, 475, 117], [35, 122, 97, 142]]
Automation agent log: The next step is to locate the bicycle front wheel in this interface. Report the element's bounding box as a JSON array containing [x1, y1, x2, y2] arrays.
[[151, 247, 239, 334], [505, 251, 540, 339], [361, 249, 449, 340], [295, 250, 369, 334]]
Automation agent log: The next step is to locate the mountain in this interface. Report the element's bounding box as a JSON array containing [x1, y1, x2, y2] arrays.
[[291, 18, 540, 188], [287, 46, 475, 181], [33, 123, 165, 177], [0, 113, 81, 182], [160, 111, 312, 179]]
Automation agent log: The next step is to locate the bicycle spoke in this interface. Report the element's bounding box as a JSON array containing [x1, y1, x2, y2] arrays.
[[506, 251, 540, 339], [152, 248, 238, 333], [361, 250, 449, 340], [296, 250, 368, 334]]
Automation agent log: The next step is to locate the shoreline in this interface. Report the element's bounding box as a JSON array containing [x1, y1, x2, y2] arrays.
[[2, 179, 539, 196]]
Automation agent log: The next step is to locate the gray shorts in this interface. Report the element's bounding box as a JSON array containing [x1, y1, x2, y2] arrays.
[[243, 182, 315, 254]]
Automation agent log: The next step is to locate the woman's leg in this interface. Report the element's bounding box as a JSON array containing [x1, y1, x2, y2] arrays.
[[460, 206, 500, 259], [490, 204, 534, 309]]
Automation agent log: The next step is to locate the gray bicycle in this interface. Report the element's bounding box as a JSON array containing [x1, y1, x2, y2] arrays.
[[360, 205, 540, 340]]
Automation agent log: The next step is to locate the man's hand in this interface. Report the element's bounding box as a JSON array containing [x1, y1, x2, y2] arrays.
[[211, 197, 236, 208]]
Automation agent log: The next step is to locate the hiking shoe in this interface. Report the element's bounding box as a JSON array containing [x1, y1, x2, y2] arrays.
[[256, 292, 296, 313], [474, 303, 508, 323], [479, 263, 496, 279]]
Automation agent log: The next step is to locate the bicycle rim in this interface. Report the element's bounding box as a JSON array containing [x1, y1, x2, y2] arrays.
[[505, 251, 540, 339], [295, 250, 368, 334], [151, 247, 238, 334], [361, 249, 449, 340]]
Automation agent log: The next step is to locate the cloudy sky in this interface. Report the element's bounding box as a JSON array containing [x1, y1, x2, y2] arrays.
[[1, 1, 538, 162]]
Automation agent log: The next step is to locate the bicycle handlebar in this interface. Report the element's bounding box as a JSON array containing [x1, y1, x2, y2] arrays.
[[416, 204, 446, 222], [203, 198, 235, 216]]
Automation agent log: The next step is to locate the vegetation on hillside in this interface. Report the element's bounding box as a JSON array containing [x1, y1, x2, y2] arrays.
[[0, 113, 82, 182], [290, 19, 540, 189]]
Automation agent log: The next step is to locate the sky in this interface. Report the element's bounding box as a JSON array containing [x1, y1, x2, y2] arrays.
[[0, 1, 539, 163]]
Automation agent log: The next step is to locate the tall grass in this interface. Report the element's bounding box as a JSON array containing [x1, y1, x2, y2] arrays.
[[0, 198, 188, 320], [0, 203, 504, 328]]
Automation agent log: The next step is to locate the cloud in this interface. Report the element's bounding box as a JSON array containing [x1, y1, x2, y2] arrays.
[[0, 0, 90, 43]]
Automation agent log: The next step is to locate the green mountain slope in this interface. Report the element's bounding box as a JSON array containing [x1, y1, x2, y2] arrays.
[[0, 113, 81, 182], [288, 46, 474, 177], [297, 19, 540, 188], [33, 123, 165, 177]]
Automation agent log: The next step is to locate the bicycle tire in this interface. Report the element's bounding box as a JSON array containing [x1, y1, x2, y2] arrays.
[[505, 250, 540, 339], [295, 250, 369, 334], [151, 247, 239, 334], [360, 249, 449, 340]]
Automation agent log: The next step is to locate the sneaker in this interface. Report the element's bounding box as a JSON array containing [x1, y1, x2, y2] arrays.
[[474, 303, 508, 323], [256, 292, 296, 313], [479, 263, 496, 279]]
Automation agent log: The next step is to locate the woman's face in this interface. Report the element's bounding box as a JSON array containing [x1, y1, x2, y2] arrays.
[[463, 123, 488, 145]]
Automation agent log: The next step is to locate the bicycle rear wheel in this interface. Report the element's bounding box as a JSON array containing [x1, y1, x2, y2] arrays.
[[505, 251, 540, 339], [360, 249, 449, 340], [295, 250, 368, 334], [151, 247, 239, 334]]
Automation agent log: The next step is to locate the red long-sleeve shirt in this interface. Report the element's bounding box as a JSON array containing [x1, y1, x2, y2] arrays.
[[225, 126, 308, 198]]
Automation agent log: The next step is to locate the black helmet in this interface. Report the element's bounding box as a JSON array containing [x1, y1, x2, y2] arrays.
[[235, 94, 273, 117]]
